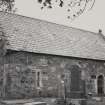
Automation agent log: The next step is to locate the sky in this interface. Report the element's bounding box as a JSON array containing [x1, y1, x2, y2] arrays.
[[14, 0, 105, 35]]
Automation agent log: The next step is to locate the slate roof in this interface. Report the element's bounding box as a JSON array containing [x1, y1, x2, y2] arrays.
[[0, 12, 105, 60]]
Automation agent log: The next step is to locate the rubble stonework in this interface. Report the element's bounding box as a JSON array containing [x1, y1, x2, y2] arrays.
[[0, 50, 105, 99]]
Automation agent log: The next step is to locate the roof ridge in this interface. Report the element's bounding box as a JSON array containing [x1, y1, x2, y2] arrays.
[[0, 11, 98, 35]]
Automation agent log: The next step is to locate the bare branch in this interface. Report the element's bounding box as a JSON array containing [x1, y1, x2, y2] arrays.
[[37, 0, 96, 20], [0, 0, 16, 12]]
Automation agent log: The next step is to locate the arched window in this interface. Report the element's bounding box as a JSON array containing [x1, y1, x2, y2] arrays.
[[69, 65, 82, 98], [97, 75, 104, 95]]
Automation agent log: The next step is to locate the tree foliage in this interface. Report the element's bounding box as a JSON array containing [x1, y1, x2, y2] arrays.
[[0, 0, 16, 12], [37, 0, 96, 19]]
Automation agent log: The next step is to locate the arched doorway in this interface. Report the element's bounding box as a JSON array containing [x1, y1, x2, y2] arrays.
[[97, 75, 104, 95], [69, 65, 82, 98]]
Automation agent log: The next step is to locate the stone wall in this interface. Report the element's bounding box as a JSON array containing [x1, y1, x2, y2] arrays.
[[0, 50, 105, 99]]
